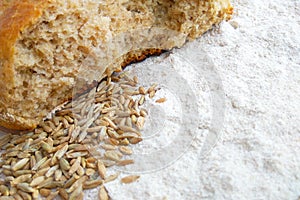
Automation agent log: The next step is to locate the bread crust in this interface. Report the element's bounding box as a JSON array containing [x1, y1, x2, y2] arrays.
[[0, 0, 47, 130], [0, 0, 233, 131]]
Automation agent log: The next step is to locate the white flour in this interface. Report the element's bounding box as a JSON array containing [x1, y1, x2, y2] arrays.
[[86, 0, 300, 199]]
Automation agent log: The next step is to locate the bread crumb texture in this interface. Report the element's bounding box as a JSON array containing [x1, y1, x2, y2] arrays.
[[0, 0, 232, 130]]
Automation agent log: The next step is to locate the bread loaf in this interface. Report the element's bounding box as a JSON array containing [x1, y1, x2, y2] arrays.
[[0, 0, 232, 131]]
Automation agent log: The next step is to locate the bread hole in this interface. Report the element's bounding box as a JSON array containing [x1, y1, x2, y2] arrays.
[[89, 36, 98, 47], [41, 20, 49, 26], [22, 90, 28, 98], [23, 81, 29, 88], [29, 69, 37, 74], [123, 3, 147, 14], [111, 18, 116, 23], [126, 6, 141, 13], [55, 14, 64, 21], [78, 46, 90, 54]]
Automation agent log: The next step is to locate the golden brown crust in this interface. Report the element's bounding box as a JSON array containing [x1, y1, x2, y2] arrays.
[[0, 0, 47, 130]]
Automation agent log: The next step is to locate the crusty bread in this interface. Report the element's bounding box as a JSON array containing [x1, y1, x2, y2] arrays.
[[0, 0, 232, 131]]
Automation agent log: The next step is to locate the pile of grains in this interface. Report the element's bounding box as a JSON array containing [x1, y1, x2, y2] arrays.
[[0, 72, 160, 199]]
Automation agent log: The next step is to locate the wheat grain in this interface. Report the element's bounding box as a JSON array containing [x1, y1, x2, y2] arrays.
[[30, 176, 45, 187], [0, 185, 9, 196], [17, 183, 35, 193], [58, 188, 69, 200], [98, 186, 109, 200], [39, 188, 51, 197], [68, 157, 81, 176], [117, 159, 134, 166], [69, 184, 83, 200], [104, 173, 120, 184], [12, 174, 32, 185], [17, 190, 32, 200], [121, 175, 140, 184], [46, 191, 59, 200], [83, 179, 103, 189], [12, 158, 29, 171], [119, 146, 133, 155], [97, 161, 106, 179]]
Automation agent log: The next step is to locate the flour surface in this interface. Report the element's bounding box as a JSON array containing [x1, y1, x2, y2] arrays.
[[86, 0, 300, 199]]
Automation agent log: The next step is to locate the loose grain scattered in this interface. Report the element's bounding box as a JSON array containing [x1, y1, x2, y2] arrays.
[[0, 72, 160, 199], [121, 175, 140, 184]]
